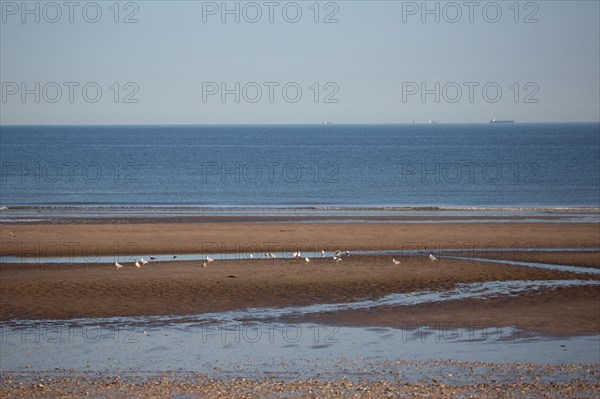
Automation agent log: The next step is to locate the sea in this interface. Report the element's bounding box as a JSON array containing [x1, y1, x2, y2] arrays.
[[0, 123, 599, 220]]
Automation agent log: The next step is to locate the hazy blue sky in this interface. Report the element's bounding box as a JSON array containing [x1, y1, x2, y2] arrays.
[[1, 0, 599, 124]]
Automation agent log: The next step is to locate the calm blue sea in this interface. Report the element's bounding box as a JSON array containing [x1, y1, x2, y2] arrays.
[[0, 124, 598, 213]]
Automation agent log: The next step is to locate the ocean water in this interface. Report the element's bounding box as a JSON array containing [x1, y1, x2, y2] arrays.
[[0, 124, 598, 211]]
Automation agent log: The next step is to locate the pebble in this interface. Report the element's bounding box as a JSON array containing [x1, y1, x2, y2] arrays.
[[2, 362, 599, 399]]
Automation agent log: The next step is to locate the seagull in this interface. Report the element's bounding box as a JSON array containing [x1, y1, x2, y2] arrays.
[[333, 256, 342, 263], [150, 255, 156, 260], [291, 252, 298, 258], [297, 251, 302, 258], [305, 257, 310, 263], [140, 258, 148, 265], [392, 259, 400, 265], [202, 262, 207, 267], [173, 255, 177, 260], [249, 254, 253, 258], [206, 257, 214, 263], [429, 254, 438, 262], [269, 252, 276, 259], [8, 231, 16, 238], [321, 250, 325, 258], [135, 260, 141, 268], [345, 251, 350, 257], [115, 262, 123, 269], [335, 250, 341, 257]]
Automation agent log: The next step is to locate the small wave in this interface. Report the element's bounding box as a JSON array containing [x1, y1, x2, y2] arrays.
[[1, 204, 598, 212]]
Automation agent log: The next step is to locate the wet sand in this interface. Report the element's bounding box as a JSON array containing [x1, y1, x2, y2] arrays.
[[291, 285, 600, 336], [1, 222, 598, 257], [458, 250, 600, 269], [2, 256, 599, 335], [2, 221, 600, 334]]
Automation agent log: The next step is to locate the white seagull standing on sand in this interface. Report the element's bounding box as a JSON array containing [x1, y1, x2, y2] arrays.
[[392, 259, 400, 265], [206, 256, 214, 263], [321, 250, 325, 258], [141, 258, 148, 265], [429, 254, 438, 262], [305, 257, 310, 263], [115, 262, 124, 269], [202, 262, 207, 267], [135, 260, 142, 268], [8, 231, 16, 238]]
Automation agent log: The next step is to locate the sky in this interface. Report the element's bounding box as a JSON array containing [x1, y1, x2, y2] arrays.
[[1, 0, 599, 124]]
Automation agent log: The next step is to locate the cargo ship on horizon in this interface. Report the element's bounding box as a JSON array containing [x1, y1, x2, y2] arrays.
[[490, 118, 515, 124]]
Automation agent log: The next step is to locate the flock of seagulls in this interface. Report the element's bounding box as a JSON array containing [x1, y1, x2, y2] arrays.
[[114, 251, 439, 269], [288, 249, 412, 264], [267, 251, 354, 261], [287, 249, 350, 263], [10, 227, 439, 269], [114, 255, 213, 269]]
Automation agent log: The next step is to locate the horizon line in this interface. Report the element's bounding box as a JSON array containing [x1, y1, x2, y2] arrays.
[[2, 121, 599, 127]]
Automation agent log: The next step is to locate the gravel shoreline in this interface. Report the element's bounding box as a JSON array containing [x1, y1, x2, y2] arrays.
[[3, 361, 599, 399]]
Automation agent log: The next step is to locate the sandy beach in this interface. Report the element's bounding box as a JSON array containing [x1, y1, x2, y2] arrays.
[[1, 221, 599, 335], [2, 220, 599, 398], [2, 255, 597, 327], [1, 221, 598, 258]]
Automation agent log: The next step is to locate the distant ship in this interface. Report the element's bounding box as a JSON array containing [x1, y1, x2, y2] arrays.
[[322, 121, 332, 125], [490, 119, 514, 124]]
